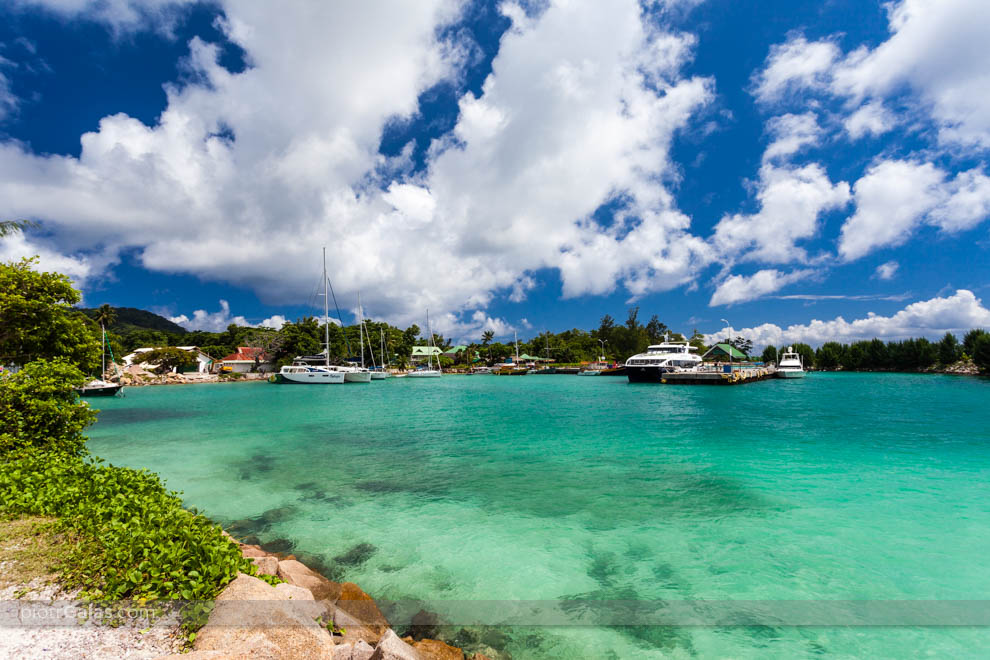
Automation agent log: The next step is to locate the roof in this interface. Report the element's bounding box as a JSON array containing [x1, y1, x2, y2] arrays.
[[125, 346, 212, 360], [443, 345, 468, 353], [411, 346, 442, 356], [220, 346, 271, 363], [702, 343, 748, 359]]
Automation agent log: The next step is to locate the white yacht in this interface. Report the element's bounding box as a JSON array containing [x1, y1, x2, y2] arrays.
[[624, 337, 702, 382], [776, 347, 806, 378], [269, 248, 345, 385], [273, 364, 345, 384]]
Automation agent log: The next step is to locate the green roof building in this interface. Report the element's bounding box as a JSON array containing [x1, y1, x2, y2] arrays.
[[702, 343, 749, 360]]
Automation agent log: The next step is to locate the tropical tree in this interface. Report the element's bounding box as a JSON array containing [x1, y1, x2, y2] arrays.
[[645, 315, 669, 343], [815, 342, 846, 370], [0, 358, 96, 456], [92, 304, 117, 342], [937, 332, 961, 366], [138, 347, 197, 373], [0, 219, 39, 238], [972, 334, 990, 373], [791, 343, 816, 369], [761, 345, 778, 364], [481, 330, 494, 346], [729, 336, 754, 357], [0, 257, 100, 371], [963, 329, 987, 358]]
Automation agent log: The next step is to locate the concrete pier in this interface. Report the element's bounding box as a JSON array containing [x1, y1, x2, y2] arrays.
[[659, 366, 776, 385]]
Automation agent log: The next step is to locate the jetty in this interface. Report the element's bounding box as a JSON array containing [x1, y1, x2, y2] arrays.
[[658, 365, 776, 385]]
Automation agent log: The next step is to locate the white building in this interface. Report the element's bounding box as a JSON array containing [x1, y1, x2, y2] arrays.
[[123, 346, 214, 374]]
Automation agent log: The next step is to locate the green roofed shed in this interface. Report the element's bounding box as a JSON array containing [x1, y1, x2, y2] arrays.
[[411, 346, 442, 357], [702, 343, 748, 360]]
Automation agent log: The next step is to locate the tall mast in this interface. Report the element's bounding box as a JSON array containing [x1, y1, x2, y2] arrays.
[[323, 247, 330, 368], [381, 329, 387, 369], [426, 308, 432, 370], [359, 294, 365, 368], [515, 330, 519, 363], [101, 322, 106, 377]]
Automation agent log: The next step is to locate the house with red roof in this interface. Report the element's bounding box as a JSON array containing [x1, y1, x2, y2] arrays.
[[217, 346, 274, 373]]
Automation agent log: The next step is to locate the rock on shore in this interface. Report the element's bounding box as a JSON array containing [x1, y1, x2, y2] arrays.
[[157, 540, 484, 660]]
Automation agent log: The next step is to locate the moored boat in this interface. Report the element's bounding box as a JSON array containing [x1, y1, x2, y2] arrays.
[[270, 365, 345, 384], [269, 248, 345, 385], [408, 309, 442, 378], [76, 379, 123, 396], [624, 337, 702, 383], [776, 347, 806, 378], [75, 323, 123, 397]]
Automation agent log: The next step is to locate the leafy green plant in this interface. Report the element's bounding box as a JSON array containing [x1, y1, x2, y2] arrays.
[[0, 449, 254, 603], [0, 359, 96, 455], [0, 257, 101, 371]]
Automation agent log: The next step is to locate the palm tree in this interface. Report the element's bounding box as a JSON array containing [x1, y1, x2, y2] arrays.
[[481, 330, 494, 363], [94, 304, 117, 330], [0, 219, 39, 238]]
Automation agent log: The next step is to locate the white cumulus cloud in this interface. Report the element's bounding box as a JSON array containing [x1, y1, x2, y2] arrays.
[[0, 0, 716, 328], [839, 160, 990, 261], [708, 289, 990, 348], [874, 261, 899, 280], [709, 268, 815, 306], [753, 35, 839, 103]]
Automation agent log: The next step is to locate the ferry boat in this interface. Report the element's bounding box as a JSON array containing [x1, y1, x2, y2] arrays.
[[624, 338, 702, 383], [776, 347, 806, 378]]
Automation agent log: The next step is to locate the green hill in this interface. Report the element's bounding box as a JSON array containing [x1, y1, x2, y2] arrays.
[[78, 307, 188, 335]]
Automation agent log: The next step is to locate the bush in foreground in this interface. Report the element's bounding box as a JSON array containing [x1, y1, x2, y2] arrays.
[[0, 449, 252, 602], [0, 359, 96, 456]]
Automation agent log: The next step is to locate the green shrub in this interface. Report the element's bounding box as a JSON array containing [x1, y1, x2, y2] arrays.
[[0, 449, 252, 602], [973, 334, 990, 374], [0, 359, 96, 455]]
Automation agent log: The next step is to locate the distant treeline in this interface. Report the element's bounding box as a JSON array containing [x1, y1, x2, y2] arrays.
[[762, 330, 990, 373], [89, 302, 990, 374]]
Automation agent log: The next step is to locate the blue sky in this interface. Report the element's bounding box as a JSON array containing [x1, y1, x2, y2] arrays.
[[2, 0, 989, 346]]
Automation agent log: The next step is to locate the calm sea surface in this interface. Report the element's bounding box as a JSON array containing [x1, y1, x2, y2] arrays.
[[88, 373, 990, 658]]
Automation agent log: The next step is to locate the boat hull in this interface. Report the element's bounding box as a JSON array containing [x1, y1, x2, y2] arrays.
[[408, 370, 442, 378], [75, 384, 123, 397], [600, 367, 627, 376], [370, 372, 388, 380], [577, 370, 601, 376], [270, 371, 345, 384], [344, 371, 372, 383], [777, 370, 806, 378], [626, 366, 669, 383]]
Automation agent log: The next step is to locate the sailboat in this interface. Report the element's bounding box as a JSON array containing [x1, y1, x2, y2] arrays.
[[495, 330, 527, 375], [369, 327, 390, 380], [408, 309, 442, 378], [269, 249, 345, 384], [76, 323, 123, 397]]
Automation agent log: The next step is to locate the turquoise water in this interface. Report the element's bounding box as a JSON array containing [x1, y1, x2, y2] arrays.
[[87, 373, 990, 658]]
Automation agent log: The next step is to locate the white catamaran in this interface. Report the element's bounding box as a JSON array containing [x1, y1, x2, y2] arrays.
[[269, 249, 345, 384]]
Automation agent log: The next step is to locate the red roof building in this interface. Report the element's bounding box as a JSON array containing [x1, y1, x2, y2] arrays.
[[218, 346, 273, 373]]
